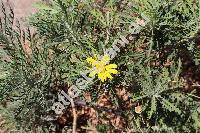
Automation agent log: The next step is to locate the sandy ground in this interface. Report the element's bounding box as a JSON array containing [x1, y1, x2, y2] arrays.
[[1, 0, 39, 19], [0, 0, 39, 61]]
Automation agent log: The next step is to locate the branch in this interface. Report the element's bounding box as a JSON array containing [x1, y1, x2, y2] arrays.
[[70, 98, 77, 133]]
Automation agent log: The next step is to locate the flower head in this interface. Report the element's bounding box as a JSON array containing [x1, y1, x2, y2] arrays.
[[135, 105, 142, 114], [86, 54, 118, 82]]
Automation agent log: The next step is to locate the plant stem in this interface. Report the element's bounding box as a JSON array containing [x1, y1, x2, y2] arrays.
[[70, 98, 77, 133]]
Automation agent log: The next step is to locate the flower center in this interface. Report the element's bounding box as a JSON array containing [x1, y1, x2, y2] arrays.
[[94, 61, 106, 73]]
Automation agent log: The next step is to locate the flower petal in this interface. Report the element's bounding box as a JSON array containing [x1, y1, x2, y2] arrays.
[[86, 54, 118, 82], [105, 72, 113, 79], [86, 57, 96, 65], [107, 69, 118, 74], [98, 73, 106, 82], [101, 54, 110, 64], [105, 64, 117, 70]]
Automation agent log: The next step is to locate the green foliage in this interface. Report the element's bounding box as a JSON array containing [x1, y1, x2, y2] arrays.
[[0, 0, 200, 132], [0, 104, 24, 132]]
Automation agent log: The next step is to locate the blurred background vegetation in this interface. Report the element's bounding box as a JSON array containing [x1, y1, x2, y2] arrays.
[[0, 0, 200, 132]]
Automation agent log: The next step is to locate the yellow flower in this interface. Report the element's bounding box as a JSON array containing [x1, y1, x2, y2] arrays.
[[86, 54, 118, 82]]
